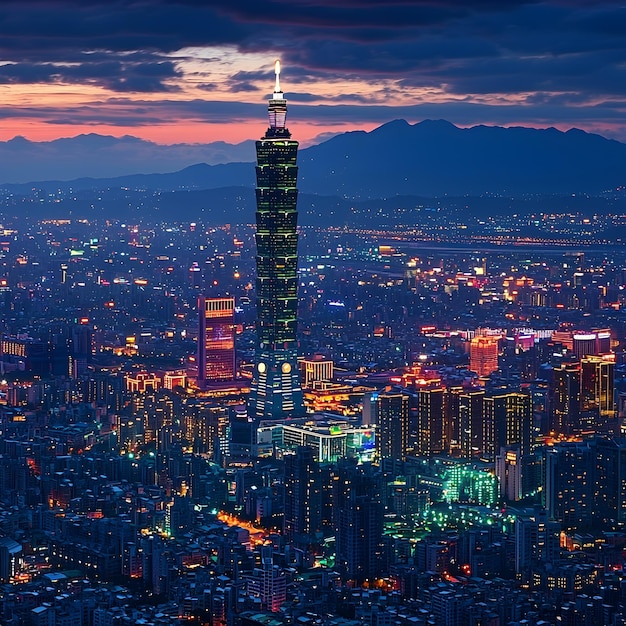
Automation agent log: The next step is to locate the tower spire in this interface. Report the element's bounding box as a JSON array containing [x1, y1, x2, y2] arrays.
[[274, 59, 281, 96], [267, 59, 288, 137]]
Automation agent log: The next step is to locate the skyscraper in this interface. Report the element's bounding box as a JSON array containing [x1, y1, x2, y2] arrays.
[[197, 296, 235, 384], [248, 61, 304, 420]]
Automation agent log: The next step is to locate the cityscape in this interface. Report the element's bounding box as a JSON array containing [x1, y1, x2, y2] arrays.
[[2, 2, 626, 626]]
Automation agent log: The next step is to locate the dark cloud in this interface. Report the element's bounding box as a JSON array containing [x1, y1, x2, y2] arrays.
[[0, 54, 181, 92], [0, 1, 621, 137]]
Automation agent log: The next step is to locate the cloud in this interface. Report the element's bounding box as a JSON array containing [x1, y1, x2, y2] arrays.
[[0, 54, 181, 92], [0, 1, 622, 139]]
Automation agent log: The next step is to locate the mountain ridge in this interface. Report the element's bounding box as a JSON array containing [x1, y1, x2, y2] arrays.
[[1, 120, 626, 197]]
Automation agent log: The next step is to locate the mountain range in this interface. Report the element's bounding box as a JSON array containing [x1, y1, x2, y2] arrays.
[[0, 134, 255, 183], [2, 119, 626, 202]]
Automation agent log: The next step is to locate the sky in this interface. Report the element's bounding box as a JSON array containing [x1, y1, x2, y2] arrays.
[[0, 0, 625, 147]]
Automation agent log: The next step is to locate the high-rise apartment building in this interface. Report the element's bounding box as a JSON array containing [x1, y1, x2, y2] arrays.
[[197, 296, 235, 384], [545, 441, 594, 531], [416, 387, 445, 456], [248, 61, 304, 421], [246, 545, 286, 612], [458, 390, 485, 458], [483, 392, 531, 458], [334, 460, 385, 584], [283, 446, 322, 546], [551, 363, 580, 435], [375, 389, 410, 462], [580, 355, 615, 430]]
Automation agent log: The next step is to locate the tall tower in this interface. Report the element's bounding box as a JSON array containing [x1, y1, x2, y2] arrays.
[[248, 61, 304, 420]]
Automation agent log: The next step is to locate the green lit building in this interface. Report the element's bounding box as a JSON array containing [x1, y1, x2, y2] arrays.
[[248, 61, 304, 420]]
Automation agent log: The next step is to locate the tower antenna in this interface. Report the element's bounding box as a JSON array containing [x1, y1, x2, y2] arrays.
[[274, 59, 281, 94]]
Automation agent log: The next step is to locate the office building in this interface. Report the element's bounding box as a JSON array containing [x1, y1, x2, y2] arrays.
[[469, 336, 499, 377], [197, 296, 236, 383], [248, 61, 304, 421]]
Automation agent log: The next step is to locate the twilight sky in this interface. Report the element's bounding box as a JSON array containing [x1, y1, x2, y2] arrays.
[[0, 0, 625, 146]]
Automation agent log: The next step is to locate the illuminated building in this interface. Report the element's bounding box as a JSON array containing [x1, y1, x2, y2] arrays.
[[125, 372, 160, 393], [551, 363, 580, 435], [483, 392, 531, 458], [545, 437, 626, 532], [595, 437, 626, 526], [580, 355, 615, 430], [469, 336, 499, 377], [458, 390, 485, 458], [496, 446, 523, 501], [249, 61, 304, 419], [545, 442, 594, 531], [0, 536, 22, 583], [304, 383, 374, 416], [183, 400, 229, 459], [248, 61, 304, 421], [515, 510, 559, 574], [0, 336, 52, 376], [374, 389, 410, 462], [257, 420, 375, 463], [246, 545, 286, 612], [300, 354, 334, 388], [283, 446, 322, 545], [334, 460, 385, 584], [416, 387, 445, 456], [441, 459, 497, 506], [162, 370, 187, 390], [573, 332, 599, 360], [281, 423, 346, 462], [197, 296, 235, 383], [554, 328, 612, 360]]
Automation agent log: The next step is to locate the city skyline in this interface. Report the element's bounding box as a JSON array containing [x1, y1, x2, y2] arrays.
[[2, 2, 626, 622], [0, 1, 624, 145]]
